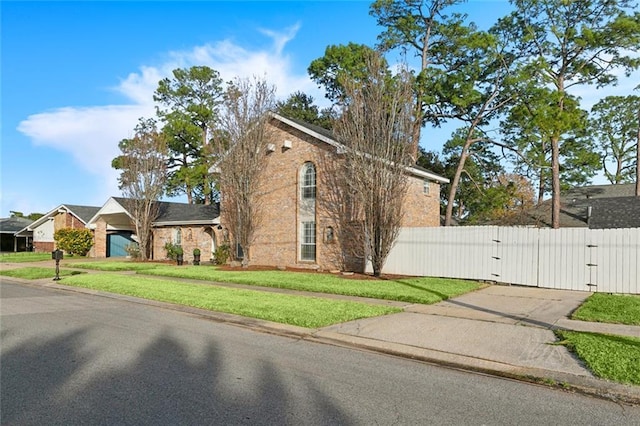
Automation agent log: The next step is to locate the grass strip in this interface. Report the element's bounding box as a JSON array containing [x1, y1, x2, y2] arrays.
[[572, 293, 640, 326], [0, 252, 53, 263], [60, 273, 400, 328], [0, 267, 85, 280], [556, 330, 640, 386], [136, 265, 481, 305], [70, 261, 162, 272]]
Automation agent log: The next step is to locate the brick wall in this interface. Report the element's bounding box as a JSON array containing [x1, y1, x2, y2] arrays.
[[152, 226, 216, 264], [220, 118, 442, 272], [34, 241, 54, 252], [93, 218, 107, 258]]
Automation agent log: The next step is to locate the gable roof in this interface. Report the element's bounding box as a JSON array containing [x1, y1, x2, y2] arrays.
[[0, 217, 34, 234], [15, 204, 101, 236], [270, 112, 450, 184]]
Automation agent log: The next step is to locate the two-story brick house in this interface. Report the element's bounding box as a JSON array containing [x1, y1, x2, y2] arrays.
[[217, 113, 448, 273]]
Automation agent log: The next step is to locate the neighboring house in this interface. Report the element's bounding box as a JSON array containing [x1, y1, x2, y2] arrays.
[[520, 183, 640, 228], [0, 217, 34, 252], [216, 113, 449, 272], [15, 204, 100, 252], [86, 197, 221, 261]]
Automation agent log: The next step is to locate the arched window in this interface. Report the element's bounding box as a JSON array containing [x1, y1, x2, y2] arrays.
[[299, 162, 316, 262], [301, 162, 316, 199]]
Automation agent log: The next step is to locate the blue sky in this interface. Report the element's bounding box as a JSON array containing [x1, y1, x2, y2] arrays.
[[1, 1, 636, 217]]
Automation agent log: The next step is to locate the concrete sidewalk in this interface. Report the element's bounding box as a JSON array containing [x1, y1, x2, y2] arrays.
[[318, 285, 640, 403]]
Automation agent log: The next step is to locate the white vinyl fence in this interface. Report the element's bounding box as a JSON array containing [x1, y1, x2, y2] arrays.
[[376, 226, 640, 294]]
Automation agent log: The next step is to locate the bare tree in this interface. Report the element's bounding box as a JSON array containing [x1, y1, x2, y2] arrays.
[[333, 52, 414, 277], [213, 77, 276, 267], [112, 118, 168, 260]]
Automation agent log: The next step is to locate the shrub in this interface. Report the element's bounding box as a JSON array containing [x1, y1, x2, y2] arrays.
[[54, 228, 94, 256], [125, 242, 141, 259], [213, 244, 230, 265], [164, 242, 183, 260], [193, 248, 201, 256]]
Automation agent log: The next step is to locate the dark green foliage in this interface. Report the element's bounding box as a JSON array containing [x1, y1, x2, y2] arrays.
[[53, 228, 93, 256], [275, 91, 333, 130], [154, 66, 225, 204], [212, 244, 231, 265], [308, 43, 388, 106], [590, 95, 640, 184], [164, 242, 183, 260]]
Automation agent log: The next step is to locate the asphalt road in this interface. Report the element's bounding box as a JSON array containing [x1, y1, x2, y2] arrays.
[[2, 280, 639, 425]]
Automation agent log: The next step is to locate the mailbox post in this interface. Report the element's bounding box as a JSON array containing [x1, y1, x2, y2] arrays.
[[52, 249, 63, 280]]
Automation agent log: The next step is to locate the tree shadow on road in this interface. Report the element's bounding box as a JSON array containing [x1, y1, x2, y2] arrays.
[[1, 326, 353, 425]]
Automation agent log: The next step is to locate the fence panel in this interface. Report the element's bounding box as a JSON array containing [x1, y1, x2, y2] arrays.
[[494, 227, 539, 287], [381, 226, 639, 294]]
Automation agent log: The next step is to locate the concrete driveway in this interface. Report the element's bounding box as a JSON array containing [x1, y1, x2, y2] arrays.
[[322, 285, 595, 376]]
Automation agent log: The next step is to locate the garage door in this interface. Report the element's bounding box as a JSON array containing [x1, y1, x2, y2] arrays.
[[107, 233, 135, 257]]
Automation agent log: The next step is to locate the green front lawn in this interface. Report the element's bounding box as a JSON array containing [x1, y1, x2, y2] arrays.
[[67, 261, 482, 304], [139, 266, 481, 304], [0, 267, 84, 280], [60, 273, 400, 328], [70, 261, 162, 272], [558, 293, 640, 386], [556, 331, 640, 386], [572, 293, 640, 326], [0, 252, 53, 263]]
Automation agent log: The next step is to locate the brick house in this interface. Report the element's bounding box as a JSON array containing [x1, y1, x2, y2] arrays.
[[216, 113, 448, 272], [87, 197, 221, 262], [15, 204, 100, 252]]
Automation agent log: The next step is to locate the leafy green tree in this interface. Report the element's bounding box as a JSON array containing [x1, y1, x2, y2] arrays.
[[53, 228, 93, 256], [9, 211, 43, 220], [590, 95, 640, 185], [370, 0, 467, 158], [308, 43, 387, 107], [441, 128, 506, 222], [154, 66, 224, 204], [499, 0, 640, 227], [501, 86, 600, 203], [275, 91, 333, 129]]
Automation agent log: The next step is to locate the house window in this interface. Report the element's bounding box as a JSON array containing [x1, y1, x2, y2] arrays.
[[301, 162, 316, 199], [423, 179, 430, 195], [173, 228, 182, 245], [301, 221, 316, 261]]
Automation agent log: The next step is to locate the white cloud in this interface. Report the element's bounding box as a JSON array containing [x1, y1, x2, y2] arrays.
[[16, 25, 323, 208]]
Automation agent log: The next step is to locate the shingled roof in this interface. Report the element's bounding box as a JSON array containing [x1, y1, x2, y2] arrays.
[[520, 183, 639, 229], [0, 217, 34, 234], [112, 198, 220, 225]]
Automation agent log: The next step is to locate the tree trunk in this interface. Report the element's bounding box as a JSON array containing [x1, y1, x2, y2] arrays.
[[537, 172, 545, 205], [445, 142, 471, 226], [551, 137, 561, 229], [636, 104, 639, 196]]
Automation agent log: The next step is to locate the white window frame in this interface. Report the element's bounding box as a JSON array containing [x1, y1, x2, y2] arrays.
[[300, 221, 316, 261], [301, 162, 316, 199]]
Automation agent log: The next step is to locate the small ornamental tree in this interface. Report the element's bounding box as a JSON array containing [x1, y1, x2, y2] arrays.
[[53, 228, 94, 256]]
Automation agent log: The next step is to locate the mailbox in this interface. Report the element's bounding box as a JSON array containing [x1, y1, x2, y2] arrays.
[[51, 250, 64, 260]]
